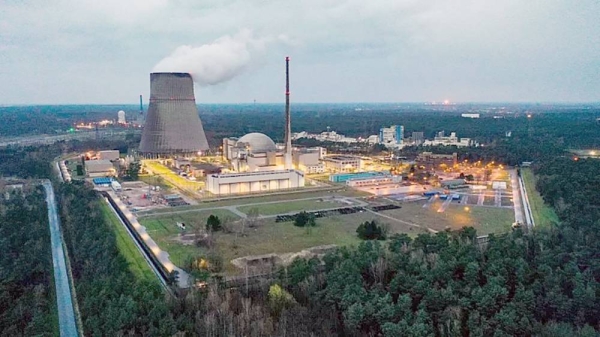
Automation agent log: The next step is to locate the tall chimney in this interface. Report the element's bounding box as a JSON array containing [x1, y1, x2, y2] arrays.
[[139, 94, 143, 116], [284, 57, 292, 169], [138, 94, 144, 124], [139, 73, 209, 158]]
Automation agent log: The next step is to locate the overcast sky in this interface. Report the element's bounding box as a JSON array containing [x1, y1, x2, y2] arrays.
[[1, 0, 599, 104]]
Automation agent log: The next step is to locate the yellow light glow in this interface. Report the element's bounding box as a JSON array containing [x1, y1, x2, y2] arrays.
[[464, 206, 470, 212]]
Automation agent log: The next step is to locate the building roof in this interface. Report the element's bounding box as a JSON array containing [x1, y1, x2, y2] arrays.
[[85, 160, 114, 173], [236, 133, 277, 153]]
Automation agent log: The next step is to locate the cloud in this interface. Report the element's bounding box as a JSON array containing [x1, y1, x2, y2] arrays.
[[0, 0, 599, 103], [152, 29, 287, 86]]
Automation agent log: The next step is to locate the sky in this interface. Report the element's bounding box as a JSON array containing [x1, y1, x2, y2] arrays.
[[1, 0, 599, 104]]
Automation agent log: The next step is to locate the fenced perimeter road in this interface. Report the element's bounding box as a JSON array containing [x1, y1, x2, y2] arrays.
[[43, 181, 78, 337]]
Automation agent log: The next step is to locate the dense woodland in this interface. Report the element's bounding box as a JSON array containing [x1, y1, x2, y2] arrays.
[[0, 185, 56, 336], [1, 106, 600, 335]]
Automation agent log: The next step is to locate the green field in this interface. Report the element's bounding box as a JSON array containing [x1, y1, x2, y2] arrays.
[[139, 208, 409, 274], [521, 168, 559, 228], [238, 198, 355, 216], [100, 202, 157, 282], [140, 209, 239, 267], [382, 201, 514, 235]]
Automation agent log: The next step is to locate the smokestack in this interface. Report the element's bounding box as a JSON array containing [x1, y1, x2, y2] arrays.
[[284, 57, 292, 169], [138, 94, 144, 125], [139, 73, 210, 158]]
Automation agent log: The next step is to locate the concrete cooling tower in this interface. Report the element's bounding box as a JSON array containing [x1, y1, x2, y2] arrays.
[[139, 73, 209, 157]]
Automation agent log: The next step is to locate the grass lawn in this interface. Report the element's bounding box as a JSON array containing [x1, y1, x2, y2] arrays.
[[382, 201, 513, 235], [138, 174, 174, 191], [140, 209, 239, 267], [99, 202, 157, 283], [238, 198, 355, 216], [139, 208, 418, 275], [521, 168, 559, 228]]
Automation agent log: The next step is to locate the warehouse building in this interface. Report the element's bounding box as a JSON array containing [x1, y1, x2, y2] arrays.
[[346, 175, 400, 187], [206, 169, 304, 196], [323, 155, 363, 173], [85, 159, 116, 178], [98, 150, 120, 161]]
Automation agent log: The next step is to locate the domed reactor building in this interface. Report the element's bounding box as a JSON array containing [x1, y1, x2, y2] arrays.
[[139, 73, 209, 158]]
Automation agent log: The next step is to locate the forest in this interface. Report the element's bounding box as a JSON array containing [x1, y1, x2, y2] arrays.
[[1, 106, 599, 335], [0, 185, 56, 336]]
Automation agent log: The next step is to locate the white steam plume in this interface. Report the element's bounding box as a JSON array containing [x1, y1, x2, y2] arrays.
[[153, 29, 285, 86]]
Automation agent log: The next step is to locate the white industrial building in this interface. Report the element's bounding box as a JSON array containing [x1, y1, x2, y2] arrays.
[[461, 113, 480, 118], [323, 155, 363, 173], [223, 133, 327, 174], [423, 131, 473, 147], [206, 169, 305, 196], [223, 133, 285, 172], [293, 147, 326, 174], [346, 175, 401, 187]]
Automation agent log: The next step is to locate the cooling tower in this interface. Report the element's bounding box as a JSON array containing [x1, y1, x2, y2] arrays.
[[139, 73, 209, 157]]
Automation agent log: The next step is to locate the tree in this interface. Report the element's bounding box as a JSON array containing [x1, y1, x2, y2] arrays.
[[268, 284, 296, 318], [125, 162, 141, 180], [206, 215, 222, 232], [246, 207, 260, 228], [294, 211, 316, 228], [356, 220, 386, 240]]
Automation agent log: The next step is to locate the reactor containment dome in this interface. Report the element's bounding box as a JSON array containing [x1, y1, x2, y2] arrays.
[[139, 72, 209, 157], [236, 133, 277, 153]]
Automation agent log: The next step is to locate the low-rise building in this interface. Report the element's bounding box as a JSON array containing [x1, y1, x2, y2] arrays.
[[85, 159, 116, 178], [206, 169, 305, 196], [98, 150, 120, 161], [422, 131, 473, 147], [346, 175, 400, 187], [323, 155, 362, 173]]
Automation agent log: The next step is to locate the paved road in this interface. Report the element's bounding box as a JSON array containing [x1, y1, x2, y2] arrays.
[[437, 197, 453, 213], [422, 195, 436, 208], [477, 191, 485, 206], [138, 195, 366, 218], [43, 181, 78, 337], [509, 169, 525, 224], [517, 172, 535, 229]]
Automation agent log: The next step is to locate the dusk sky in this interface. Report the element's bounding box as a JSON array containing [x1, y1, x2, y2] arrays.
[[1, 0, 599, 104]]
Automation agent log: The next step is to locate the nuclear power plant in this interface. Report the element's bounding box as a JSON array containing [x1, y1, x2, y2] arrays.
[[139, 73, 209, 158], [208, 57, 305, 196]]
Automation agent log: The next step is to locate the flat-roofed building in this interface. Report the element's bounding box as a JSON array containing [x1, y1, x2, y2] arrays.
[[98, 150, 120, 161], [206, 169, 305, 196], [293, 148, 325, 174], [323, 155, 362, 173], [85, 159, 116, 178], [346, 175, 400, 187]]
